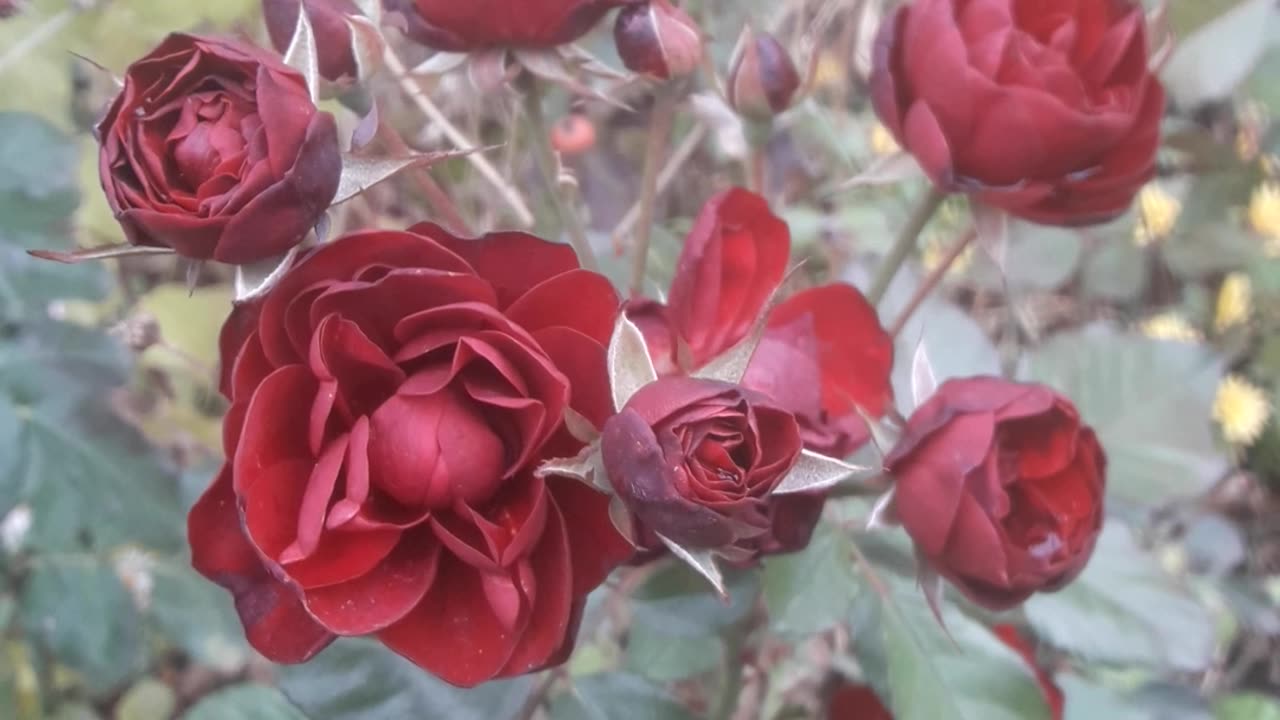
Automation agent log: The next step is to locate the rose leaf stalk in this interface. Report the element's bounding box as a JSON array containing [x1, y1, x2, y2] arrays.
[[888, 226, 977, 337], [630, 84, 681, 297], [522, 80, 600, 272], [867, 186, 947, 306]]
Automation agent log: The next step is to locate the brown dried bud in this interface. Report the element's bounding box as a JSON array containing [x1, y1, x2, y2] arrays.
[[726, 27, 801, 120], [613, 0, 703, 80]]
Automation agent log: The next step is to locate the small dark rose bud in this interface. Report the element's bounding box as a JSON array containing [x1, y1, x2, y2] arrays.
[[613, 0, 703, 80], [263, 0, 381, 84], [0, 0, 22, 18], [726, 27, 801, 119]]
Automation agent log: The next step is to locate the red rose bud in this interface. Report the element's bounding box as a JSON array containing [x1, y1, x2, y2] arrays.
[[885, 377, 1106, 610], [386, 0, 640, 51], [613, 0, 703, 80], [601, 377, 807, 553], [726, 28, 801, 119], [0, 0, 21, 19], [870, 0, 1165, 226], [263, 0, 376, 83], [191, 226, 634, 686], [97, 34, 341, 265]]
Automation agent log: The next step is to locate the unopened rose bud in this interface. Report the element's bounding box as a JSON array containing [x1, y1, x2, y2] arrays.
[[0, 1, 21, 19], [613, 0, 703, 80], [263, 0, 382, 84], [726, 27, 800, 119]]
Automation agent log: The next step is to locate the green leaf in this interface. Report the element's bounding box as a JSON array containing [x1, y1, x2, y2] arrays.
[[763, 521, 860, 637], [1059, 675, 1148, 720], [1019, 325, 1228, 505], [19, 555, 145, 696], [629, 563, 759, 638], [147, 557, 249, 673], [278, 639, 534, 720], [1081, 240, 1147, 303], [550, 673, 697, 720], [967, 221, 1082, 292], [625, 619, 720, 682], [1215, 693, 1280, 720], [1163, 0, 1278, 108], [182, 684, 306, 720], [854, 573, 1052, 720], [1024, 525, 1215, 672]]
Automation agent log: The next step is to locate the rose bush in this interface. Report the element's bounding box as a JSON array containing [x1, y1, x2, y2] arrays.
[[871, 0, 1164, 225], [385, 0, 639, 51], [189, 226, 634, 686], [885, 377, 1106, 610], [97, 34, 341, 264], [601, 377, 804, 556]]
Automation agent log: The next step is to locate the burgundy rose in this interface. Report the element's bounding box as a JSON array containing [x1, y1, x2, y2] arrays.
[[885, 377, 1106, 610], [613, 0, 703, 80], [824, 682, 893, 720], [189, 226, 634, 686], [601, 377, 803, 555], [97, 34, 340, 264], [263, 0, 366, 83], [870, 0, 1165, 226], [385, 0, 640, 51], [630, 188, 895, 459]]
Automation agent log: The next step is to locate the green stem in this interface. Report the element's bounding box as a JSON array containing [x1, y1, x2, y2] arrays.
[[713, 631, 746, 720], [630, 87, 680, 297], [522, 82, 599, 272], [887, 226, 977, 337], [867, 187, 947, 306]]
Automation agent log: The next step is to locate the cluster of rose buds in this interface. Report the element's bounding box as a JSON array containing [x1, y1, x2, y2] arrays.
[[23, 0, 1165, 693]]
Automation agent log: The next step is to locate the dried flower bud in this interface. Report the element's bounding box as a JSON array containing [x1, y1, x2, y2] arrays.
[[726, 27, 800, 119], [613, 0, 703, 80], [263, 0, 383, 85]]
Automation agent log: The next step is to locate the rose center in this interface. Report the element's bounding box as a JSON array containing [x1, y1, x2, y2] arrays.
[[168, 94, 250, 192]]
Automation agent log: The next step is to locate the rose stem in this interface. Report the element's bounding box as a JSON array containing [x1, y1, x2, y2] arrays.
[[887, 226, 977, 337], [614, 121, 709, 243], [866, 186, 947, 306], [712, 629, 747, 720], [629, 85, 681, 297], [382, 48, 536, 227], [522, 80, 601, 272], [374, 119, 474, 236], [744, 121, 772, 195]]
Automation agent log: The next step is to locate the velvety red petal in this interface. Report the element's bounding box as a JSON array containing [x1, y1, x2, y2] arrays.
[[417, 224, 581, 308], [506, 269, 620, 345], [546, 475, 634, 594], [303, 529, 440, 635], [498, 497, 574, 676], [534, 326, 612, 429]]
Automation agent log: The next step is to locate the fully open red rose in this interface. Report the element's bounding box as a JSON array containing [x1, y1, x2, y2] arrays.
[[263, 0, 363, 83], [189, 226, 633, 687], [885, 377, 1106, 610], [97, 34, 340, 264], [385, 0, 639, 51], [630, 188, 895, 459], [601, 377, 803, 555], [871, 0, 1164, 225]]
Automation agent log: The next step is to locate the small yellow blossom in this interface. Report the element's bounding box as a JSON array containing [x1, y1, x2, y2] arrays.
[[1249, 182, 1280, 256], [869, 122, 900, 157], [1262, 154, 1280, 179], [1213, 375, 1272, 447], [1133, 183, 1181, 247], [813, 51, 847, 92], [1140, 312, 1202, 343], [1215, 273, 1253, 332], [921, 233, 974, 276]]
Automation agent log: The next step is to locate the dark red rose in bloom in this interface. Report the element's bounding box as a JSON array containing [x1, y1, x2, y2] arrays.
[[630, 188, 895, 459], [601, 377, 803, 554], [994, 625, 1065, 720], [870, 0, 1164, 226], [97, 34, 340, 264], [189, 227, 634, 687], [263, 0, 363, 83], [613, 0, 703, 80], [825, 682, 893, 720], [385, 0, 639, 51], [885, 377, 1106, 610]]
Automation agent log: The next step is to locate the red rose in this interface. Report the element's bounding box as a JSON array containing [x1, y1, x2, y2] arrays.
[[263, 0, 363, 83], [885, 377, 1106, 610], [631, 188, 895, 459], [825, 682, 893, 720], [189, 226, 634, 687], [871, 0, 1164, 226], [385, 0, 639, 51], [97, 34, 341, 264], [601, 377, 804, 555]]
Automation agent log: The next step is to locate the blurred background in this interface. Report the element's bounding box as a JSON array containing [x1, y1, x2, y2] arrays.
[[1, 0, 1280, 718]]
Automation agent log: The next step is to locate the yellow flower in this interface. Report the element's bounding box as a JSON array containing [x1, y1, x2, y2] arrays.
[[1249, 183, 1280, 256], [869, 122, 900, 157], [1213, 375, 1272, 447], [1214, 273, 1253, 332], [813, 51, 847, 92], [1140, 312, 1202, 343], [1133, 183, 1180, 247]]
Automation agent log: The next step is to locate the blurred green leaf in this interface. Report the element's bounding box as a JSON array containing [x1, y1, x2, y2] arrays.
[[278, 639, 533, 720], [19, 555, 145, 696], [147, 557, 248, 673], [1163, 0, 1278, 108], [1019, 325, 1228, 505], [1081, 241, 1147, 303], [549, 673, 697, 720], [625, 619, 720, 682], [763, 521, 860, 637], [1060, 675, 1148, 720], [182, 684, 306, 720], [1025, 525, 1215, 672], [115, 678, 177, 720], [967, 222, 1082, 292], [854, 573, 1052, 720], [629, 563, 759, 638], [1215, 693, 1280, 720]]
